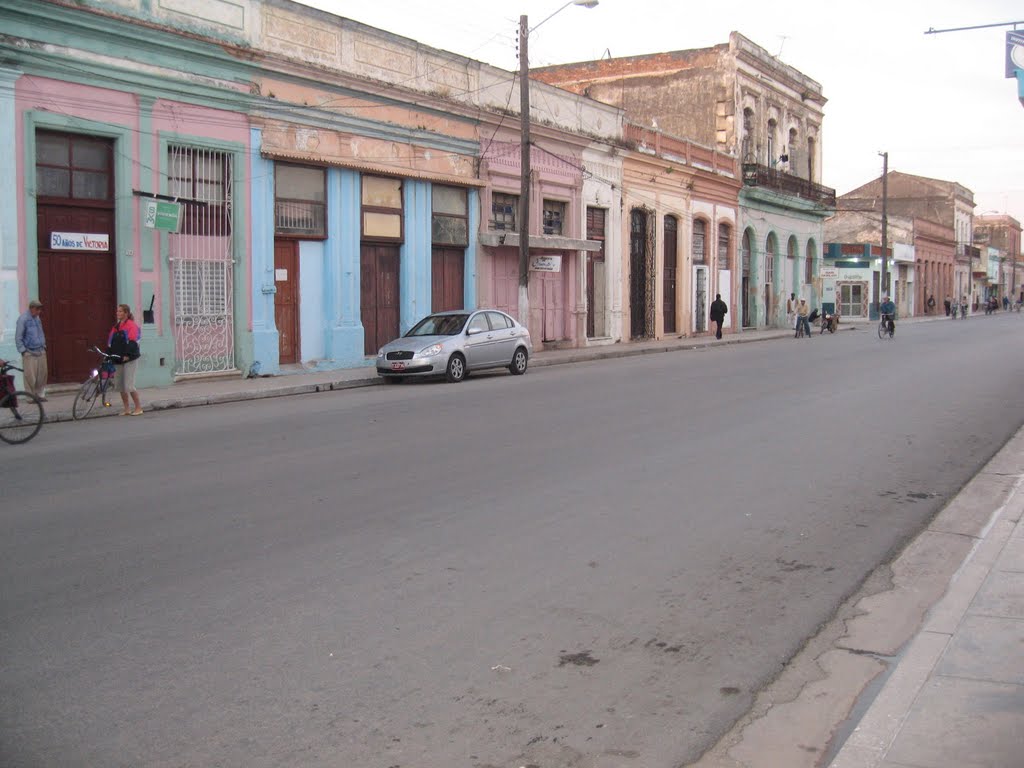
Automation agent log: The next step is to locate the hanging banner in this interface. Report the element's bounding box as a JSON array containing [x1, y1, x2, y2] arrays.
[[142, 199, 182, 232]]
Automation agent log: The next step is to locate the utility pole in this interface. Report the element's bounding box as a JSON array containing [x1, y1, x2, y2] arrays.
[[879, 151, 888, 312], [518, 14, 531, 328]]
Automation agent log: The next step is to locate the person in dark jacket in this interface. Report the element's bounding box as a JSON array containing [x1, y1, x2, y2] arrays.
[[709, 294, 728, 340]]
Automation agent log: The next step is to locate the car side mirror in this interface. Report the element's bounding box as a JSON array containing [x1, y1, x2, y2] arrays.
[[467, 327, 481, 336]]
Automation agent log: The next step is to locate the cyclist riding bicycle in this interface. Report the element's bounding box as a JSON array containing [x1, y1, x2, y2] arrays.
[[879, 295, 896, 335]]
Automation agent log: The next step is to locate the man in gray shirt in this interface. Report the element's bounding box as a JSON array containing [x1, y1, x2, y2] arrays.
[[15, 299, 47, 400]]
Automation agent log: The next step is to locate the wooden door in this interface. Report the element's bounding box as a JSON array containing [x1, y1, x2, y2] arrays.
[[37, 205, 116, 383], [663, 218, 678, 334], [540, 271, 564, 342], [274, 240, 300, 364], [360, 244, 400, 356], [431, 247, 464, 313]]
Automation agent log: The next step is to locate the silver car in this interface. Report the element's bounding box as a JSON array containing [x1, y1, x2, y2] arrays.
[[376, 309, 532, 383]]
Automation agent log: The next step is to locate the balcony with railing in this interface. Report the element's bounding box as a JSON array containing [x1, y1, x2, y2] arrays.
[[741, 163, 836, 207]]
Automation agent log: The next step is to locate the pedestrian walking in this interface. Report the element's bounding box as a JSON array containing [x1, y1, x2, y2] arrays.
[[15, 299, 47, 400], [944, 295, 952, 317], [108, 303, 143, 415], [927, 294, 936, 314], [795, 298, 811, 338], [709, 293, 728, 340], [1003, 295, 1010, 311], [786, 293, 797, 330]]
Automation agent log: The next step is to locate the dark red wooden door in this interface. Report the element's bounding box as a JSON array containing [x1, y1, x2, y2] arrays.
[[37, 205, 116, 383], [431, 247, 464, 313], [274, 240, 300, 364], [360, 244, 400, 356]]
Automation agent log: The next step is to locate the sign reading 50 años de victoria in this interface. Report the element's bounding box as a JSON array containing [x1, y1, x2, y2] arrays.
[[50, 232, 110, 251]]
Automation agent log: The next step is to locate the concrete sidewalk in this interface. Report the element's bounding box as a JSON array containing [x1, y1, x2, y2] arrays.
[[828, 425, 1024, 768], [38, 323, 802, 422]]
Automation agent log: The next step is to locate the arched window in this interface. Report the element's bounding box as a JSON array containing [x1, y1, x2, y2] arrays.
[[692, 219, 707, 263], [805, 240, 816, 284], [767, 119, 777, 167], [717, 223, 731, 271]]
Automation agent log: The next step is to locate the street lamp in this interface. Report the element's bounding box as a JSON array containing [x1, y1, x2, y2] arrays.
[[518, 0, 599, 328]]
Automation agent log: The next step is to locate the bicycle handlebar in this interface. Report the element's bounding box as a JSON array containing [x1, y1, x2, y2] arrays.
[[0, 361, 23, 373], [90, 346, 122, 362]]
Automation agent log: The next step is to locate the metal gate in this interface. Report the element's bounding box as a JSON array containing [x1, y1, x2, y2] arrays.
[[167, 146, 235, 375]]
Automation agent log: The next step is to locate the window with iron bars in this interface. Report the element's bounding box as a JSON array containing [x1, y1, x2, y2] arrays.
[[168, 146, 232, 235], [692, 219, 707, 262], [543, 200, 566, 235], [275, 163, 326, 238], [491, 192, 518, 231], [718, 223, 731, 270], [174, 260, 228, 318]]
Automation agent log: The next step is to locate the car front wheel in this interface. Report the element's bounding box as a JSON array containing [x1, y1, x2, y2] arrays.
[[445, 353, 466, 383], [509, 347, 528, 375]]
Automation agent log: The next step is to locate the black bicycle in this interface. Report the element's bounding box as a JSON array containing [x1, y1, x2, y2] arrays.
[[878, 314, 895, 340], [0, 360, 45, 444], [72, 347, 121, 420]]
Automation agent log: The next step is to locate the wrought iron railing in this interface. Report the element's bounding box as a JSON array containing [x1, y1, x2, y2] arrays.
[[741, 163, 836, 207]]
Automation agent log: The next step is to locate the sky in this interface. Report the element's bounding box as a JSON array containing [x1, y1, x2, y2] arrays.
[[301, 0, 1024, 224]]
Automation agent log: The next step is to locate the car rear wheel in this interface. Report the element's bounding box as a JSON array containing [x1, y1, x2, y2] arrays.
[[445, 353, 466, 383], [509, 347, 528, 375]]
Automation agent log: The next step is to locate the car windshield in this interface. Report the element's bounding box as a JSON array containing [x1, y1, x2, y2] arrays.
[[406, 313, 469, 337]]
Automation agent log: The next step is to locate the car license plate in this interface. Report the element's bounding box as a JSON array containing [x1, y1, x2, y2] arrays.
[[391, 362, 405, 370]]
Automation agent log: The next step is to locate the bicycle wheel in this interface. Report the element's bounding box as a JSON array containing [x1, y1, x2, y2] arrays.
[[72, 376, 100, 420], [877, 321, 886, 339], [0, 390, 44, 444]]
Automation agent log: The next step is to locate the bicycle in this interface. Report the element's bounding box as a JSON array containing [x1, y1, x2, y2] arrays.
[[72, 347, 121, 420], [0, 360, 45, 444], [877, 314, 895, 340]]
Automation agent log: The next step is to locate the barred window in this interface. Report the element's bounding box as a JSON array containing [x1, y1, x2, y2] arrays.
[[717, 223, 731, 270], [543, 200, 566, 235], [174, 260, 228, 317], [168, 146, 232, 236], [491, 192, 518, 231], [275, 163, 326, 238], [692, 219, 707, 263]]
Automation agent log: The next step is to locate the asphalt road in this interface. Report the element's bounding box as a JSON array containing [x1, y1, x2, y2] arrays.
[[3, 315, 1024, 768]]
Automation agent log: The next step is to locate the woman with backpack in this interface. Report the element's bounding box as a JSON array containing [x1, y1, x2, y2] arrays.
[[108, 303, 143, 415]]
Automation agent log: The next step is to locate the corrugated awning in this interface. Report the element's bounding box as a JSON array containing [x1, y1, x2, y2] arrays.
[[260, 149, 485, 188]]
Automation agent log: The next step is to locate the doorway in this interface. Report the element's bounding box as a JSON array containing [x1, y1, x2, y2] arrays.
[[35, 131, 116, 383], [360, 244, 400, 356], [694, 266, 708, 332], [274, 240, 300, 364], [431, 247, 464, 313]]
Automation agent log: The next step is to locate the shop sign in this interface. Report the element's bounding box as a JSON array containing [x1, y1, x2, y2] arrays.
[[530, 254, 562, 273], [142, 199, 182, 232], [50, 232, 109, 251], [819, 267, 840, 279]]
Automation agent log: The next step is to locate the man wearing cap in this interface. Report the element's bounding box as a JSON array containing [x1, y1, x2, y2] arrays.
[[15, 299, 47, 400]]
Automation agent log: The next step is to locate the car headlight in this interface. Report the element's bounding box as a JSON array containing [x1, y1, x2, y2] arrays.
[[418, 343, 443, 357], [377, 349, 385, 359]]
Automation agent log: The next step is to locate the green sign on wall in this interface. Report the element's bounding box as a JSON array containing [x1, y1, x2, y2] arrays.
[[142, 199, 182, 232]]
